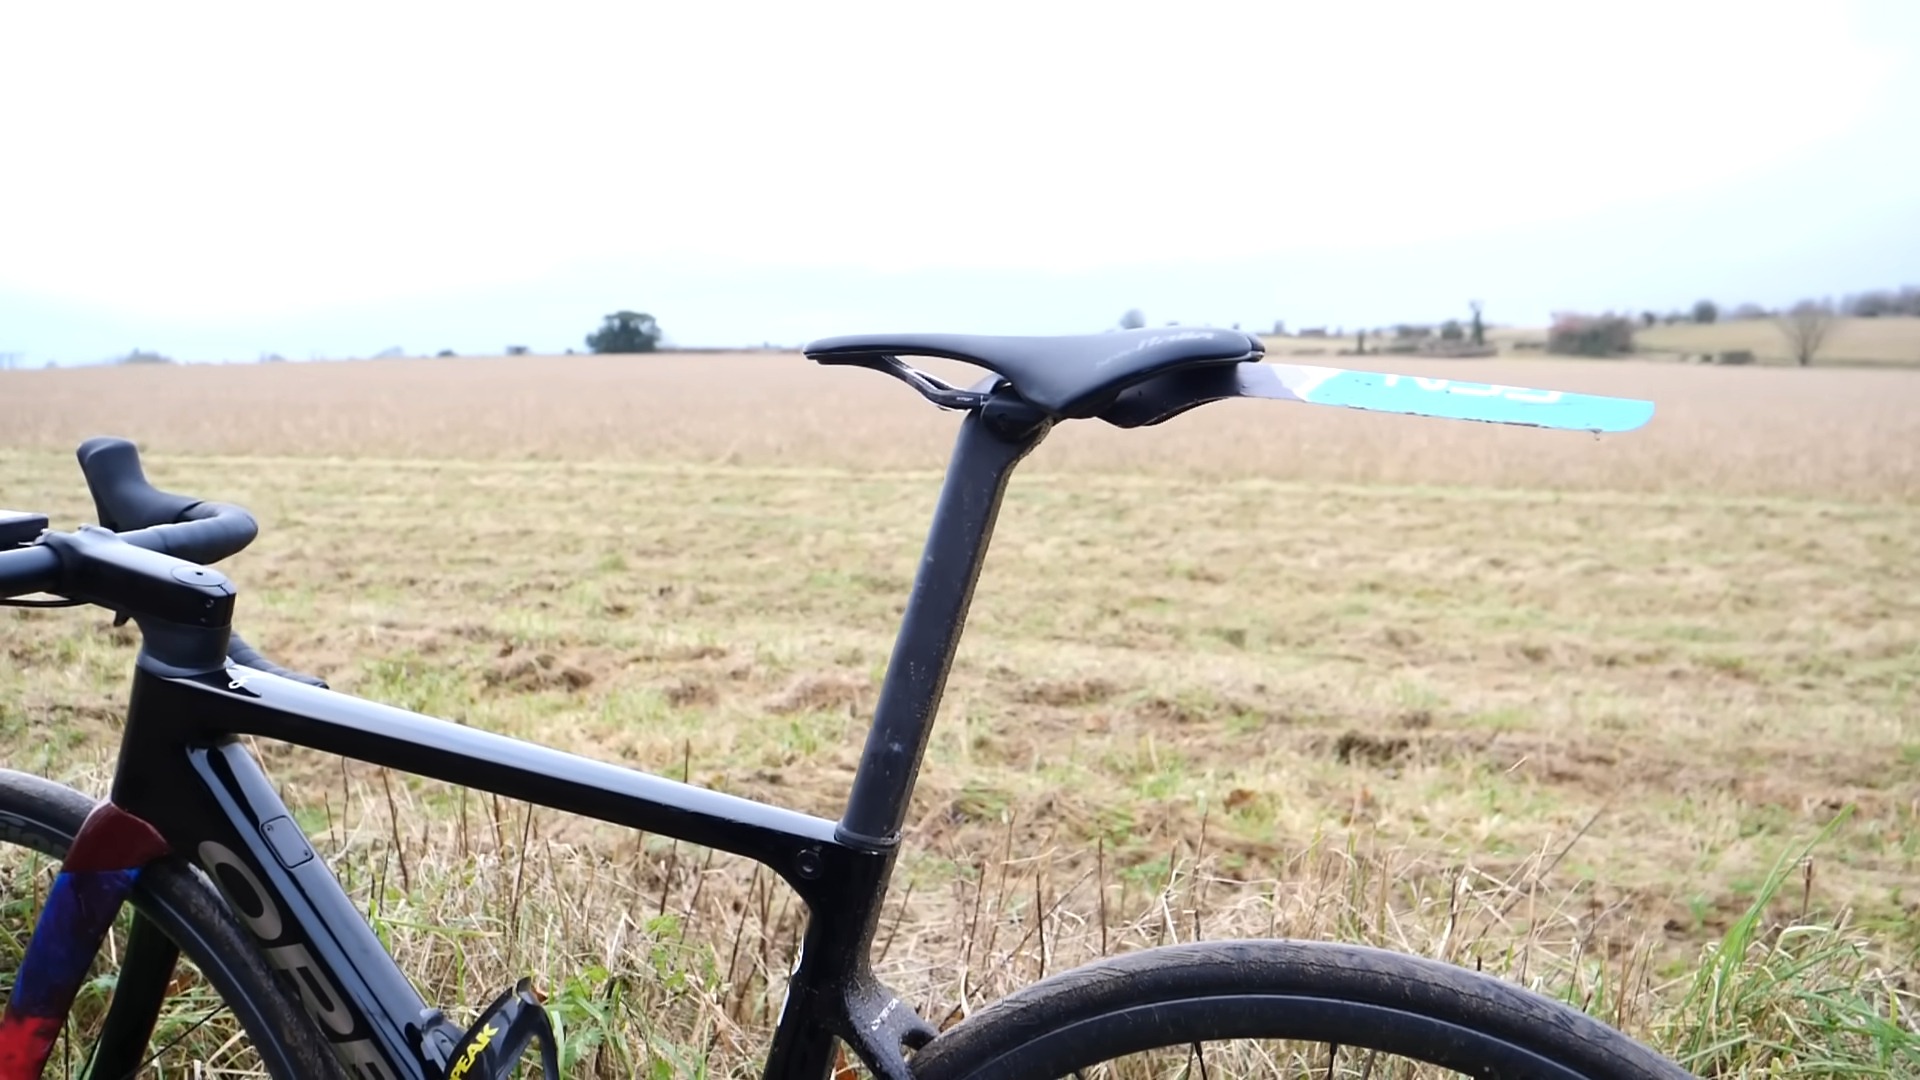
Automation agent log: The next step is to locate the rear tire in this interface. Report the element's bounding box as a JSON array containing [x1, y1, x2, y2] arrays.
[[909, 939, 1694, 1079], [0, 769, 347, 1078]]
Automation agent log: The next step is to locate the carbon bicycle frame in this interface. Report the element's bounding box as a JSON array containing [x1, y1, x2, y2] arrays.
[[99, 389, 1054, 1080]]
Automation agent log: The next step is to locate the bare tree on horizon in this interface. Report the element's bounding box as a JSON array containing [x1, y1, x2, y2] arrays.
[[1776, 301, 1835, 366]]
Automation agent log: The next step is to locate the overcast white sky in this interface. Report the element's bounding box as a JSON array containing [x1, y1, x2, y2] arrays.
[[3, 0, 1917, 363]]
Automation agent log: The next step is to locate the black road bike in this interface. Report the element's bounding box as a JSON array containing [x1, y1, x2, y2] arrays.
[[0, 328, 1693, 1077]]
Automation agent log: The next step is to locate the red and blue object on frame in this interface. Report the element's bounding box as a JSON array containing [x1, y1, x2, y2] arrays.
[[0, 802, 169, 1078]]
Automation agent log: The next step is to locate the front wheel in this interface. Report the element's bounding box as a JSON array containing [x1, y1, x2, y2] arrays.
[[0, 769, 346, 1079], [909, 939, 1693, 1079]]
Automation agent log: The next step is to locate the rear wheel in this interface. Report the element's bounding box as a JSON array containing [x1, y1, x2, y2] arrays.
[[0, 769, 346, 1078], [910, 939, 1694, 1079]]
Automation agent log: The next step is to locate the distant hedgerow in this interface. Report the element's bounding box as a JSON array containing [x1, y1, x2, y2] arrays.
[[1547, 313, 1636, 357]]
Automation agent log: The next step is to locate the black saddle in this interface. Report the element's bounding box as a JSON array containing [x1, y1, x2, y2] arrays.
[[803, 328, 1264, 418]]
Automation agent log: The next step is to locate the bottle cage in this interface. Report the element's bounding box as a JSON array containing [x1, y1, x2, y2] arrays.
[[440, 978, 560, 1080]]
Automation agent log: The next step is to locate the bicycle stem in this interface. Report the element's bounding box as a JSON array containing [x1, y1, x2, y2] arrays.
[[836, 387, 1053, 849]]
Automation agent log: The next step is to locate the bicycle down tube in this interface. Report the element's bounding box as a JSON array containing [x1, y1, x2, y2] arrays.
[[99, 383, 1052, 1080]]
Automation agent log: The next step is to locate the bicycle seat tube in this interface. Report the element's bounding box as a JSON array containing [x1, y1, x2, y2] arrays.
[[836, 387, 1053, 850]]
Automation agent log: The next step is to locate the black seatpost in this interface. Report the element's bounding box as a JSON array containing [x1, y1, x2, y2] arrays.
[[836, 387, 1053, 849]]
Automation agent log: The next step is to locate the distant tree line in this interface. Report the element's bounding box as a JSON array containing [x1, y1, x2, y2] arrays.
[[1552, 298, 1850, 366], [1837, 286, 1920, 318], [1657, 286, 1919, 326]]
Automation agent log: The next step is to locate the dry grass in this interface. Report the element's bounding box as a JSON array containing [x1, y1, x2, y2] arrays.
[[2, 353, 1918, 1075]]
